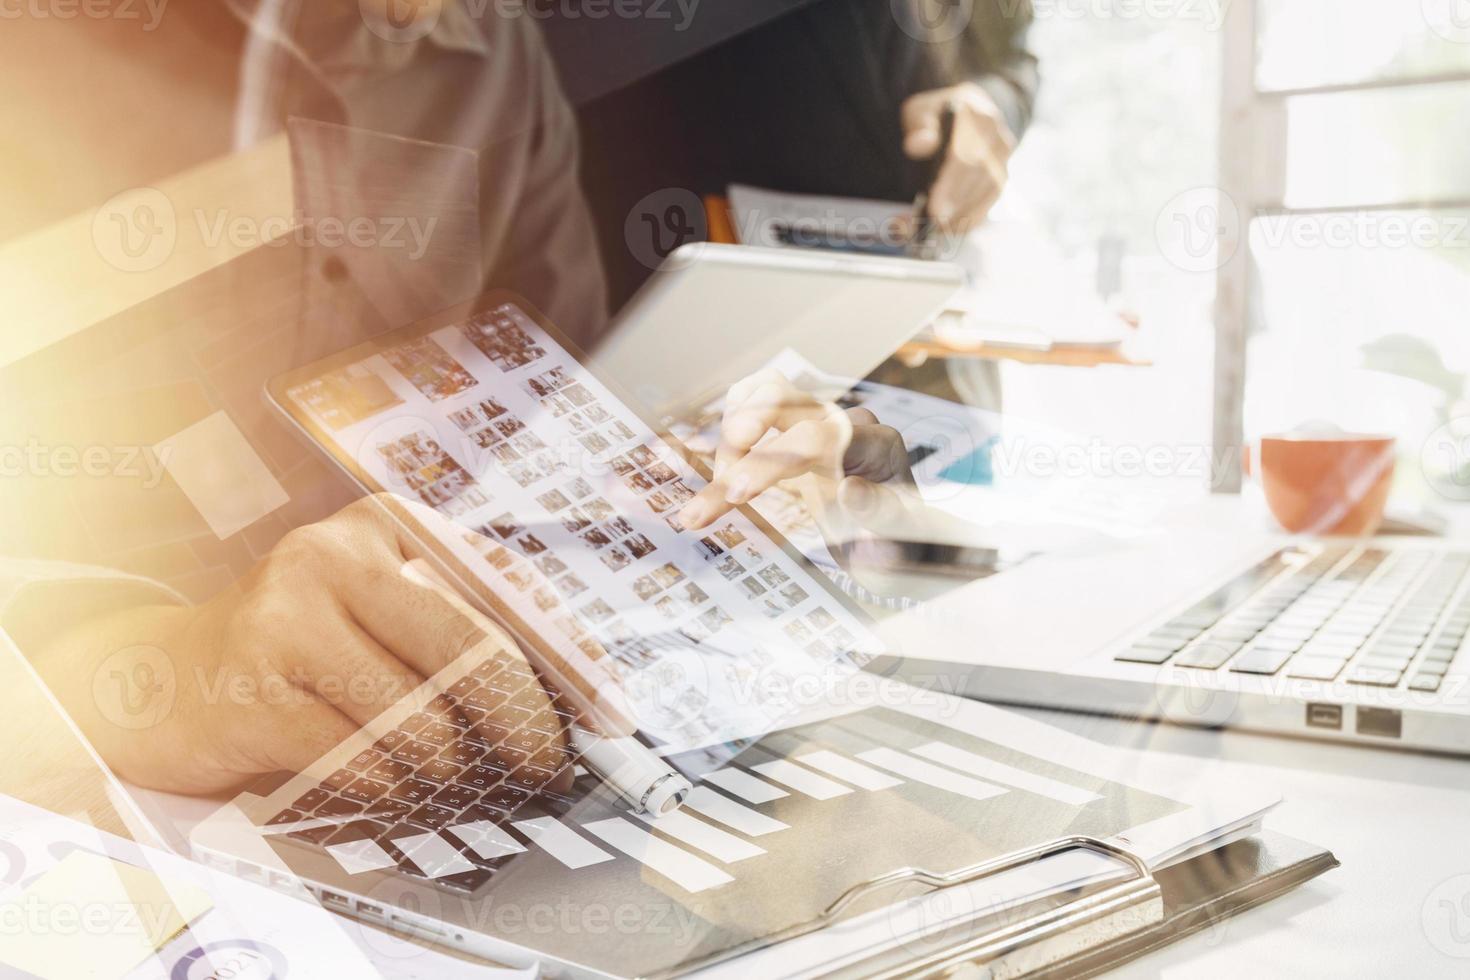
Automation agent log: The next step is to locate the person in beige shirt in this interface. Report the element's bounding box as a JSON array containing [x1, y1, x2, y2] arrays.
[[1, 0, 606, 797]]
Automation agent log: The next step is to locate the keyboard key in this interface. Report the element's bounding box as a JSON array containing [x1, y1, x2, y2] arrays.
[[1297, 641, 1360, 660], [1416, 661, 1450, 677], [1409, 674, 1443, 691], [1229, 647, 1294, 675], [266, 808, 302, 827], [480, 786, 531, 812], [417, 722, 459, 747], [464, 721, 512, 748], [341, 779, 390, 804], [372, 731, 409, 753], [405, 804, 459, 831], [315, 796, 363, 819], [1211, 625, 1260, 642], [1252, 637, 1304, 655], [324, 819, 387, 847], [417, 760, 464, 784], [456, 705, 487, 725], [495, 706, 534, 729], [399, 712, 434, 733], [1173, 641, 1240, 669], [1115, 645, 1175, 664], [1359, 654, 1412, 671], [320, 769, 355, 792], [366, 759, 415, 784], [432, 784, 480, 809], [346, 749, 380, 772], [440, 741, 485, 766], [365, 798, 413, 821], [459, 765, 505, 790], [462, 802, 513, 823], [392, 741, 439, 766], [1286, 657, 1347, 680], [489, 746, 529, 770], [292, 788, 330, 812], [1369, 641, 1421, 657], [287, 823, 337, 845], [463, 687, 509, 712], [502, 729, 551, 755], [505, 766, 555, 792], [509, 689, 552, 713], [530, 745, 574, 771], [1345, 666, 1402, 687], [426, 693, 458, 714], [470, 658, 508, 681], [447, 676, 481, 699], [390, 779, 438, 804]]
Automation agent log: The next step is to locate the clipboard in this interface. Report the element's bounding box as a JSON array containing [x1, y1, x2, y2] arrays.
[[668, 835, 1164, 979], [666, 829, 1336, 979]]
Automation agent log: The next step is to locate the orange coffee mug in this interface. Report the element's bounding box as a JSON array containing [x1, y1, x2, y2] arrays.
[[1246, 431, 1396, 536]]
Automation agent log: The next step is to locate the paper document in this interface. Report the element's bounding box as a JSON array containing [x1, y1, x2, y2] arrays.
[[0, 850, 211, 980], [727, 183, 915, 256]]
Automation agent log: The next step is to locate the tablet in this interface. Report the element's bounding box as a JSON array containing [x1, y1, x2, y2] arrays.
[[266, 291, 887, 754], [592, 242, 965, 420]]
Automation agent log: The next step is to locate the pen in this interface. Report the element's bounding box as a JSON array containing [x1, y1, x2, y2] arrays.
[[398, 551, 690, 816], [569, 726, 692, 815], [909, 100, 956, 256]]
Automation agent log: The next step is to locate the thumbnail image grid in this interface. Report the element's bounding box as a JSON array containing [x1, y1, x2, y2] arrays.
[[459, 309, 548, 372], [382, 337, 479, 402], [289, 364, 403, 431], [376, 431, 489, 518]]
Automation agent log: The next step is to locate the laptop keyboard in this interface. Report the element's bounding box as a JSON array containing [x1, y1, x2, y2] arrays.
[[1116, 545, 1470, 693], [264, 651, 593, 894]]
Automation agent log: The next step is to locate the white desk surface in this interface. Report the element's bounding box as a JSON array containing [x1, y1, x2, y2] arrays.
[[878, 487, 1470, 978], [136, 488, 1470, 977]]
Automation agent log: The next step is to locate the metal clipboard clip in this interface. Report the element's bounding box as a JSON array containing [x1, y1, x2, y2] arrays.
[[670, 835, 1162, 980]]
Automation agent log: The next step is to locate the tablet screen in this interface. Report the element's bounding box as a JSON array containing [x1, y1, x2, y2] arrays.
[[270, 293, 885, 755]]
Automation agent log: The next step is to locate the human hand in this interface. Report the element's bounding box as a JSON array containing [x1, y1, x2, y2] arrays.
[[39, 494, 581, 796], [676, 370, 915, 537], [903, 82, 1015, 234], [676, 371, 996, 562]]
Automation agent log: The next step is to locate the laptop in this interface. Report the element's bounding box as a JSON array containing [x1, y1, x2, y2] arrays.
[[924, 535, 1470, 756]]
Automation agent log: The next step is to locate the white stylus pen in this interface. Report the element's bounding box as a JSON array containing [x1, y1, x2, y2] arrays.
[[568, 727, 692, 816]]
